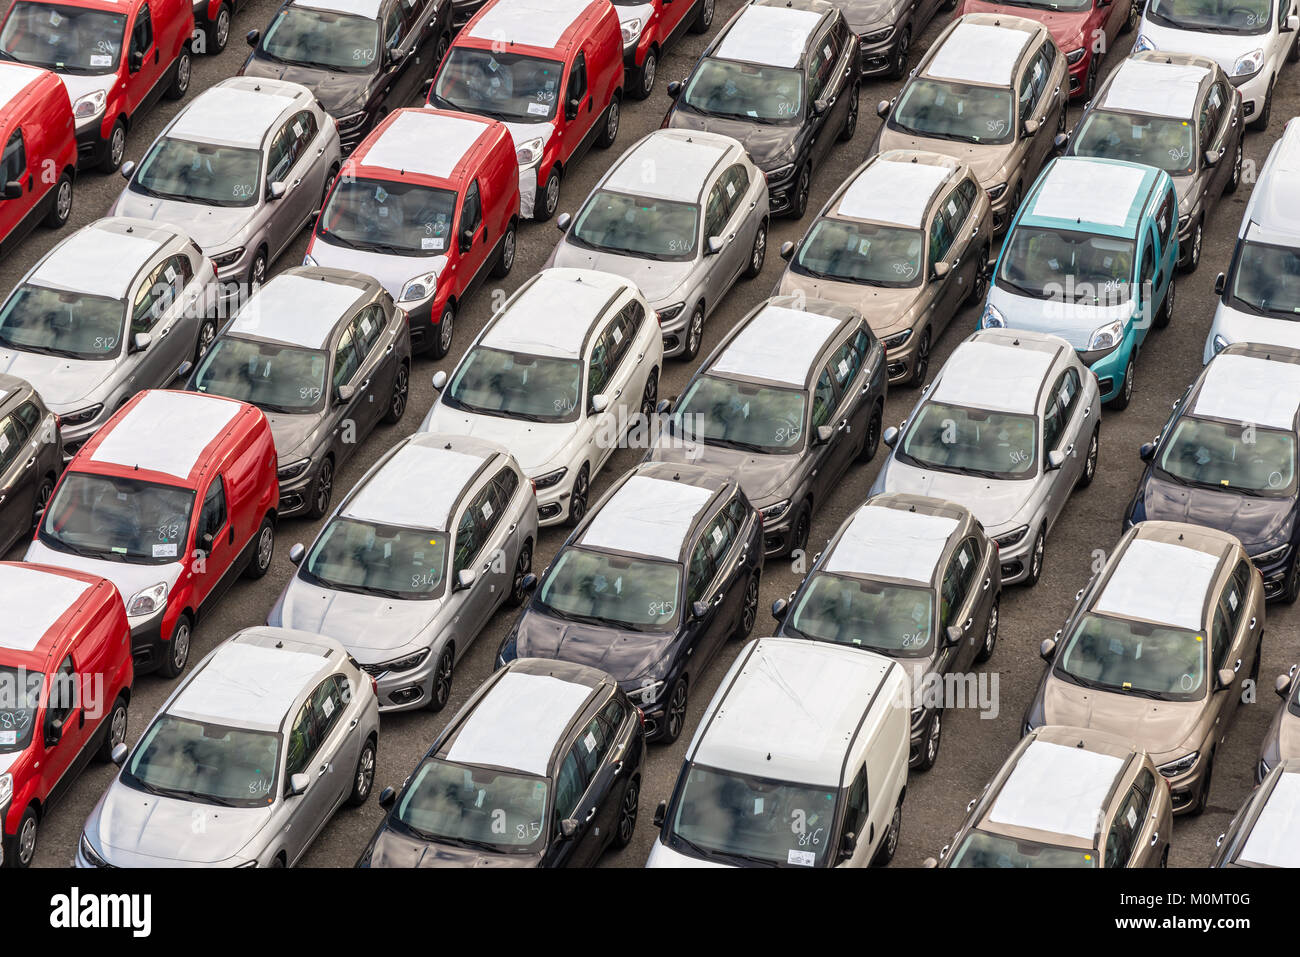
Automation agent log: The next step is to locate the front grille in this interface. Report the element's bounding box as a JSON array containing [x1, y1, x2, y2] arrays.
[[360, 662, 387, 679]]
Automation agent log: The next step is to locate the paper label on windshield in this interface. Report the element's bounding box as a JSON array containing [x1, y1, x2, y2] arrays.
[[711, 526, 724, 546], [90, 53, 112, 67], [1228, 590, 1238, 611], [527, 102, 550, 116], [788, 849, 816, 867], [49, 10, 61, 24], [0, 730, 14, 745], [153, 543, 177, 558], [1126, 805, 1138, 829], [360, 316, 373, 335], [612, 326, 623, 344], [753, 798, 764, 814], [374, 185, 388, 203], [422, 237, 445, 250]]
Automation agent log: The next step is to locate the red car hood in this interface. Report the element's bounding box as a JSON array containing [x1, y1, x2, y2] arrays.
[[956, 0, 1092, 49]]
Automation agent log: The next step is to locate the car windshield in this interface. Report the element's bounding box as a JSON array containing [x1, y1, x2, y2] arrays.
[[194, 336, 329, 413], [793, 218, 925, 287], [261, 6, 380, 71], [538, 547, 681, 631], [40, 472, 194, 565], [301, 518, 448, 600], [0, 2, 126, 73], [892, 78, 1015, 145], [998, 226, 1136, 303], [949, 829, 1098, 867], [0, 665, 42, 754], [443, 346, 582, 423], [317, 177, 456, 257], [124, 715, 280, 808], [1147, 0, 1271, 34], [901, 401, 1038, 479], [395, 758, 549, 851], [132, 137, 262, 208], [673, 375, 807, 453], [1072, 110, 1197, 176], [0, 285, 125, 360], [1056, 612, 1207, 700], [432, 48, 564, 122], [666, 764, 839, 867], [1157, 416, 1296, 494], [681, 58, 803, 123], [1230, 240, 1300, 319], [786, 573, 934, 655], [570, 189, 699, 261]]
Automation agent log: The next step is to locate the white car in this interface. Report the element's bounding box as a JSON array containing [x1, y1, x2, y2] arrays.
[[1135, 0, 1298, 130], [420, 268, 662, 527]]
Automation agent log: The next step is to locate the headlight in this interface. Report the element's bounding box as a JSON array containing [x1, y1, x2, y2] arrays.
[[515, 136, 545, 167], [628, 680, 664, 706], [127, 581, 168, 618], [400, 272, 439, 303], [986, 183, 1007, 201], [1178, 213, 1191, 231], [861, 26, 893, 44], [1233, 49, 1264, 77], [1252, 543, 1290, 565], [375, 649, 429, 674], [302, 253, 317, 267], [337, 110, 368, 130], [277, 459, 311, 482], [1212, 333, 1230, 354], [882, 329, 912, 350], [981, 302, 1006, 329], [994, 525, 1028, 548], [1087, 320, 1125, 352], [0, 772, 11, 808], [211, 247, 244, 270], [1133, 34, 1156, 53], [59, 404, 103, 427], [73, 89, 107, 120], [1157, 752, 1199, 778], [79, 833, 109, 867], [765, 163, 796, 182], [761, 499, 791, 522], [531, 467, 567, 490], [1065, 47, 1086, 65], [620, 16, 642, 45], [656, 302, 685, 323]]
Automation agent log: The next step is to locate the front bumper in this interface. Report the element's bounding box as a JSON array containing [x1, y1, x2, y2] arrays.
[[398, 293, 440, 354], [857, 32, 899, 76], [74, 119, 110, 169], [335, 114, 373, 154], [1080, 340, 1131, 404], [759, 507, 796, 557], [989, 186, 1017, 233], [992, 528, 1034, 585], [128, 608, 169, 672], [1067, 53, 1090, 98], [1229, 69, 1268, 121], [1252, 547, 1291, 600], [358, 650, 441, 713], [657, 304, 692, 358], [277, 464, 318, 518], [518, 163, 539, 219], [880, 330, 923, 384], [1162, 756, 1210, 815], [764, 166, 798, 216], [532, 473, 576, 527]]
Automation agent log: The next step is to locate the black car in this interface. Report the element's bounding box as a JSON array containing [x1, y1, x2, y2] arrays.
[[662, 0, 860, 219], [1125, 342, 1300, 602], [242, 0, 453, 152], [843, 0, 949, 80], [358, 658, 644, 867], [499, 461, 764, 743], [0, 374, 61, 554]]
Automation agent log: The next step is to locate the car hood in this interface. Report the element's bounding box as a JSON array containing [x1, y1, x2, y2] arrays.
[[263, 409, 321, 464], [420, 405, 571, 472], [24, 540, 182, 610], [0, 750, 22, 775], [0, 349, 117, 408], [96, 784, 272, 865], [58, 71, 116, 108], [647, 440, 797, 503], [1043, 678, 1206, 756], [876, 128, 1010, 184], [366, 826, 540, 867], [665, 110, 797, 169], [874, 459, 1033, 529], [1134, 474, 1293, 550], [645, 840, 731, 868], [549, 244, 693, 304], [1137, 17, 1268, 72], [840, 0, 904, 31], [987, 284, 1132, 351], [960, 0, 1093, 49], [1213, 301, 1300, 353], [776, 270, 920, 334], [275, 577, 441, 655], [241, 58, 371, 115], [514, 611, 670, 682], [111, 192, 251, 253], [309, 239, 446, 300]]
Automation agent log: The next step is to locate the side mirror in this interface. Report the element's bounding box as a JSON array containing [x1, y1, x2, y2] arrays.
[[128, 50, 143, 73], [288, 772, 310, 797], [1204, 149, 1222, 167], [1053, 131, 1070, 152], [378, 786, 396, 809], [1, 180, 20, 200], [1276, 673, 1292, 699], [691, 599, 710, 620], [876, 99, 891, 118], [771, 597, 789, 621], [459, 227, 475, 252], [590, 393, 610, 414], [812, 99, 829, 116], [565, 98, 580, 121], [199, 531, 215, 553], [520, 573, 538, 593], [655, 398, 672, 414], [932, 261, 950, 281], [388, 46, 408, 66], [1139, 442, 1156, 462], [559, 817, 579, 839], [705, 235, 724, 256], [336, 383, 355, 404], [1217, 668, 1236, 690], [268, 181, 287, 201], [1039, 637, 1057, 661], [1023, 118, 1040, 136], [815, 424, 833, 445], [1288, 12, 1299, 30], [666, 80, 682, 98], [119, 160, 135, 180], [432, 370, 447, 391], [456, 568, 477, 591], [130, 331, 152, 354], [1214, 272, 1226, 296], [882, 426, 899, 448], [245, 29, 260, 47], [653, 800, 667, 829], [1046, 449, 1066, 471], [779, 240, 795, 261], [837, 830, 857, 862], [945, 625, 963, 646], [45, 717, 64, 748], [556, 212, 572, 232], [289, 543, 305, 565], [176, 360, 193, 380], [110, 742, 128, 766]]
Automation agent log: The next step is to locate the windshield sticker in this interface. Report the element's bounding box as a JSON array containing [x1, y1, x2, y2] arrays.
[[787, 849, 816, 866], [1228, 590, 1238, 611], [48, 9, 61, 25], [322, 695, 335, 718], [422, 237, 445, 250], [527, 102, 550, 116], [754, 798, 764, 814], [584, 731, 597, 753], [374, 185, 388, 203], [958, 549, 969, 569], [152, 543, 177, 558], [90, 53, 113, 67]]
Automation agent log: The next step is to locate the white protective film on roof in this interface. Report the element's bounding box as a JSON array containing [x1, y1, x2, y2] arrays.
[[467, 0, 592, 49], [362, 111, 485, 179], [581, 475, 714, 561], [1101, 59, 1209, 118], [481, 274, 620, 359], [294, 0, 384, 18], [709, 306, 841, 386], [344, 443, 485, 529], [825, 505, 959, 582], [603, 133, 728, 202], [1240, 771, 1300, 867], [0, 566, 91, 653], [989, 739, 1125, 840], [170, 86, 295, 147], [1094, 538, 1220, 630], [91, 392, 240, 479], [1031, 160, 1148, 229], [1192, 353, 1300, 431], [837, 160, 954, 227], [931, 339, 1054, 414], [172, 640, 326, 727], [713, 5, 822, 69], [0, 62, 42, 108], [446, 671, 593, 775], [229, 274, 364, 348], [30, 227, 164, 301], [925, 22, 1030, 86]]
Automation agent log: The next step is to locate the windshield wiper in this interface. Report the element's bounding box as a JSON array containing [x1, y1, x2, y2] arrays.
[[1057, 669, 1109, 691], [546, 606, 645, 631], [2, 340, 89, 359], [707, 436, 773, 454], [436, 835, 510, 853]]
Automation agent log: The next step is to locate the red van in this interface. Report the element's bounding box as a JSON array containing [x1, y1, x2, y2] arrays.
[[192, 0, 244, 54], [0, 61, 75, 258], [305, 107, 520, 358], [0, 562, 132, 868], [0, 0, 195, 172], [25, 390, 279, 680], [427, 0, 623, 221], [618, 0, 713, 99]]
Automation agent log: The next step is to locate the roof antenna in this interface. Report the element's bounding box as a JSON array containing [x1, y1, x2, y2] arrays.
[[445, 442, 452, 449], [1076, 740, 1085, 748], [908, 503, 916, 511], [275, 640, 284, 648]]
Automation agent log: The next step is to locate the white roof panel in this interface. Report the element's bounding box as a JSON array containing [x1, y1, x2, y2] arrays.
[[171, 640, 326, 727], [446, 671, 593, 775], [344, 442, 486, 530], [926, 23, 1030, 86], [1192, 353, 1300, 431], [170, 86, 296, 148], [837, 159, 954, 227], [581, 475, 714, 561], [30, 226, 164, 300], [710, 305, 841, 387], [989, 739, 1126, 841], [1094, 537, 1221, 631], [467, 0, 592, 49], [0, 565, 92, 653], [481, 272, 621, 359], [1101, 59, 1209, 118], [1031, 160, 1148, 229], [1240, 770, 1300, 867], [0, 62, 44, 108], [229, 274, 364, 348], [362, 111, 486, 180], [931, 339, 1054, 415], [604, 133, 728, 202], [713, 6, 822, 69], [293, 0, 383, 17], [825, 505, 959, 583], [90, 391, 241, 480]]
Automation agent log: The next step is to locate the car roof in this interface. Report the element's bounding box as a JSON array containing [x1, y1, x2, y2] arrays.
[[833, 152, 959, 228], [170, 79, 305, 149], [227, 270, 369, 349], [0, 61, 49, 111], [693, 637, 895, 788], [580, 472, 718, 562], [824, 501, 962, 585], [465, 0, 597, 53], [708, 300, 847, 388], [1097, 55, 1212, 120], [923, 16, 1037, 88], [603, 130, 736, 204], [1023, 157, 1162, 235], [1190, 350, 1300, 432], [0, 563, 100, 659], [1093, 528, 1226, 631], [29, 219, 174, 301], [87, 390, 245, 483], [342, 434, 496, 531], [1239, 766, 1300, 867], [480, 269, 626, 360], [354, 109, 493, 184], [712, 2, 825, 69], [291, 0, 385, 18], [931, 332, 1061, 415]]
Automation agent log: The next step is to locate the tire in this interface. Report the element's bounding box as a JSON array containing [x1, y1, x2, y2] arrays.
[[631, 47, 657, 99], [1224, 141, 1243, 194], [661, 678, 688, 743], [244, 517, 275, 579], [346, 737, 376, 807], [733, 569, 760, 640], [247, 246, 268, 290], [566, 464, 590, 527], [490, 219, 516, 278], [321, 163, 339, 210], [915, 710, 942, 771], [164, 48, 192, 100], [908, 327, 931, 386], [975, 598, 999, 664], [195, 317, 218, 361], [381, 362, 409, 424], [965, 244, 990, 304], [96, 694, 129, 762], [1189, 751, 1214, 816], [536, 165, 561, 221], [1282, 551, 1300, 604], [857, 403, 882, 462], [32, 474, 54, 530], [307, 456, 334, 520], [1121, 0, 1139, 32], [1159, 846, 1170, 867], [1024, 526, 1045, 587], [788, 164, 811, 220], [871, 800, 902, 866], [43, 173, 72, 229], [838, 82, 859, 142], [158, 614, 193, 679], [6, 807, 37, 868], [679, 302, 705, 361], [205, 2, 231, 53], [1180, 218, 1202, 273], [434, 32, 451, 69], [595, 96, 621, 149], [430, 301, 455, 359], [1110, 356, 1135, 411], [639, 368, 659, 423], [887, 29, 910, 81], [507, 540, 533, 607], [612, 775, 639, 848], [99, 120, 127, 173], [790, 505, 811, 557], [689, 0, 713, 33], [1251, 80, 1273, 130], [742, 220, 767, 278], [1078, 425, 1099, 488], [427, 646, 453, 712]]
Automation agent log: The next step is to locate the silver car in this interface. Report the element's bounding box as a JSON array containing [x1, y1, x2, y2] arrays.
[[1259, 664, 1300, 782], [76, 626, 380, 868], [545, 128, 769, 362], [871, 328, 1101, 586], [0, 217, 221, 460], [111, 76, 342, 292], [269, 432, 539, 713]]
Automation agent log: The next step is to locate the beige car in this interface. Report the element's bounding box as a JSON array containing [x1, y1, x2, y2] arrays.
[[871, 13, 1067, 233], [1026, 521, 1265, 816], [777, 150, 993, 386], [929, 725, 1173, 868]]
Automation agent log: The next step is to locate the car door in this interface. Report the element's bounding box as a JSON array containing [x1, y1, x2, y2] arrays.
[[808, 364, 842, 505], [264, 121, 299, 254], [454, 179, 488, 291], [716, 163, 755, 289], [561, 51, 594, 161], [0, 128, 33, 239], [330, 322, 367, 466], [128, 256, 191, 389], [450, 495, 496, 639], [348, 305, 389, 437], [701, 179, 731, 305], [936, 547, 973, 673], [306, 675, 353, 818], [1273, 0, 1296, 68], [602, 306, 639, 429], [470, 472, 513, 622], [1018, 44, 1056, 178], [585, 324, 620, 472], [1039, 372, 1074, 525], [1135, 226, 1159, 344], [126, 4, 163, 114], [548, 743, 595, 866], [571, 710, 620, 857], [1122, 769, 1162, 866], [694, 505, 744, 662], [281, 696, 331, 862], [0, 409, 36, 549], [1216, 561, 1256, 727], [932, 183, 973, 326], [38, 654, 86, 801], [1202, 80, 1233, 201], [949, 537, 986, 669], [280, 112, 323, 245], [823, 335, 869, 481], [193, 474, 238, 608], [925, 203, 961, 326]]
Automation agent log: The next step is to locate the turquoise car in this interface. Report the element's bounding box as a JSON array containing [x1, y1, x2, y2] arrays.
[[978, 156, 1178, 410]]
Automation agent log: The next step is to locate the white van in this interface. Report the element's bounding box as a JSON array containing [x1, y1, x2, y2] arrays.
[[645, 636, 910, 868]]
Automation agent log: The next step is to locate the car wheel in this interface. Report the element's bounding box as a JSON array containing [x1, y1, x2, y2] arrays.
[[1122, 0, 1139, 32], [165, 48, 192, 100], [244, 517, 275, 580], [248, 247, 268, 290], [872, 800, 902, 866], [490, 220, 516, 278], [1110, 356, 1135, 410], [1225, 141, 1243, 193], [1252, 80, 1273, 130], [346, 737, 376, 806], [96, 694, 129, 762], [427, 646, 454, 713], [1283, 551, 1300, 604], [791, 505, 811, 556], [159, 614, 193, 679], [195, 317, 218, 361], [1159, 846, 1170, 867], [612, 776, 639, 848], [435, 32, 451, 68], [857, 403, 882, 462], [975, 598, 999, 663], [596, 96, 621, 149], [1078, 425, 1100, 487], [206, 3, 231, 53], [430, 301, 455, 359], [1025, 526, 1046, 587], [381, 362, 409, 424], [32, 475, 53, 529], [887, 29, 910, 80], [733, 570, 760, 640], [908, 327, 931, 386], [639, 368, 659, 423], [1180, 218, 1202, 273], [99, 120, 127, 173], [43, 173, 73, 229], [1084, 57, 1099, 101], [690, 0, 713, 33], [838, 83, 859, 142], [537, 165, 561, 221], [633, 47, 658, 99], [1291, 27, 1300, 62], [742, 220, 767, 278], [308, 457, 334, 519], [788, 164, 811, 220], [661, 678, 689, 743], [680, 302, 705, 361], [7, 807, 37, 868], [966, 243, 990, 303], [1190, 751, 1214, 816], [567, 464, 590, 527], [915, 710, 942, 771], [321, 163, 339, 210], [508, 540, 533, 607]]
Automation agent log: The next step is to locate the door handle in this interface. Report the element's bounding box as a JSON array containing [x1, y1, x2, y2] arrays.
[[1083, 406, 1091, 417], [836, 418, 849, 431], [360, 378, 370, 390], [612, 760, 623, 777], [963, 617, 973, 631], [982, 576, 991, 591], [613, 388, 622, 399], [1233, 658, 1243, 673], [384, 343, 394, 354], [227, 526, 235, 545], [584, 806, 597, 822], [481, 560, 492, 572], [317, 762, 330, 777], [1249, 616, 1257, 630], [23, 456, 33, 470], [1064, 443, 1075, 456], [507, 522, 517, 532], [348, 717, 358, 730], [971, 224, 979, 237], [1150, 831, 1159, 847]]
